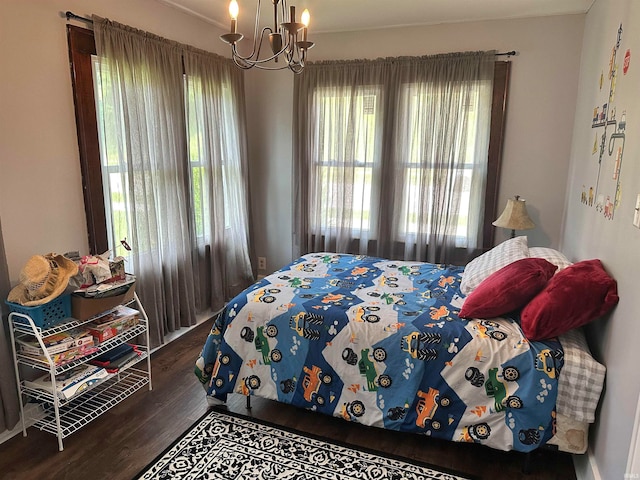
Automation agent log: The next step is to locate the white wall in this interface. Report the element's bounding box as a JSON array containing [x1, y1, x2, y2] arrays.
[[561, 1, 640, 479], [246, 14, 585, 273], [0, 0, 227, 281], [245, 69, 295, 273]]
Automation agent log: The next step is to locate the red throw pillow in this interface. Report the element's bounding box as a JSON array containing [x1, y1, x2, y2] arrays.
[[460, 258, 557, 319], [521, 259, 619, 340]]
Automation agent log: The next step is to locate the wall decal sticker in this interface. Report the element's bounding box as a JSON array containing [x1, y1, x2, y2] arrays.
[[624, 49, 631, 75], [583, 23, 627, 221]]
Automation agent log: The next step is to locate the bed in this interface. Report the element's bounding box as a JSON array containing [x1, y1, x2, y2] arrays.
[[195, 241, 608, 454]]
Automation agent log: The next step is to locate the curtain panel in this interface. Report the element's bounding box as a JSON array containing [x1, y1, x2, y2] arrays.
[[182, 47, 254, 308], [293, 51, 496, 265], [93, 18, 253, 347], [0, 218, 20, 434]]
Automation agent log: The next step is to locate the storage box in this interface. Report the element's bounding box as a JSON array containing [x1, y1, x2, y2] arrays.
[[24, 364, 109, 400], [71, 283, 135, 321], [6, 294, 72, 329], [26, 343, 99, 366], [17, 328, 94, 356], [89, 344, 142, 372], [90, 305, 139, 326], [87, 319, 139, 343], [86, 306, 140, 343]]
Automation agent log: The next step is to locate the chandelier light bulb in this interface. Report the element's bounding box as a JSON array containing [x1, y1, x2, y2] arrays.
[[301, 9, 309, 42], [229, 0, 239, 20], [301, 9, 310, 27], [228, 0, 239, 34]]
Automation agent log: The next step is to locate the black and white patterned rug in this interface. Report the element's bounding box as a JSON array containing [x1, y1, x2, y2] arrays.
[[135, 409, 475, 480]]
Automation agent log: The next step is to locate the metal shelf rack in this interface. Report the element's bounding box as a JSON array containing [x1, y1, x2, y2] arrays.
[[7, 293, 152, 451]]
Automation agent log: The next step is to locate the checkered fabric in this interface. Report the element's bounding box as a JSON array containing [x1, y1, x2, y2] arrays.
[[460, 236, 530, 294], [557, 328, 606, 423], [529, 247, 573, 272]]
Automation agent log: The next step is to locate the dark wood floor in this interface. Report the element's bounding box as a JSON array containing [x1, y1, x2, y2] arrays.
[[0, 318, 577, 480]]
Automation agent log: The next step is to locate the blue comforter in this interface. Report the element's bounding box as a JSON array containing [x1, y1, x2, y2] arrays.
[[195, 253, 563, 452]]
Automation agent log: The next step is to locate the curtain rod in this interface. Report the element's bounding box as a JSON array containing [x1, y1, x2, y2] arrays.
[[65, 11, 93, 23], [63, 11, 518, 57]]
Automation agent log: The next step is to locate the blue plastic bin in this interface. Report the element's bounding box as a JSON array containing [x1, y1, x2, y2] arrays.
[[5, 294, 72, 329]]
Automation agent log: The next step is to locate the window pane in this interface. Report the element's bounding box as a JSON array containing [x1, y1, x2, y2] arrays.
[[397, 81, 481, 245], [184, 77, 209, 239], [313, 86, 380, 234], [185, 75, 237, 237], [92, 56, 133, 261]]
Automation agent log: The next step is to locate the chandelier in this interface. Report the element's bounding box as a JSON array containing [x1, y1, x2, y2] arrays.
[[220, 0, 314, 73]]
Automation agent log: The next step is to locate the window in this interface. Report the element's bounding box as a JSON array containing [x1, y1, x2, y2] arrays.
[[313, 86, 381, 234], [185, 75, 209, 239], [68, 25, 249, 256], [311, 77, 494, 246], [397, 79, 491, 246], [184, 75, 238, 237], [92, 57, 131, 259], [295, 56, 509, 263], [68, 22, 254, 347]]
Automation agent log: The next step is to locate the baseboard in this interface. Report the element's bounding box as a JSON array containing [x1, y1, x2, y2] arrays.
[[573, 447, 601, 480], [155, 309, 216, 352], [0, 403, 44, 446]]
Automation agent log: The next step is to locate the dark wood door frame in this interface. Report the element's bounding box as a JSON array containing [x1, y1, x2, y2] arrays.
[[67, 25, 108, 255], [483, 61, 511, 249]]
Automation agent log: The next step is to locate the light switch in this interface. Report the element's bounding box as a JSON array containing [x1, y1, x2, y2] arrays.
[[634, 194, 640, 228]]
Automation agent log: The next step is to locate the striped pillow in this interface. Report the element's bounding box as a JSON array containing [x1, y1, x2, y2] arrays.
[[528, 247, 572, 272], [460, 236, 530, 295]]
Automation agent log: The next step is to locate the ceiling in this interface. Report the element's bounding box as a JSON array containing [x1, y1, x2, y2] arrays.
[[157, 0, 594, 34]]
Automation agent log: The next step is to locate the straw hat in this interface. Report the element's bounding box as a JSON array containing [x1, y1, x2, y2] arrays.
[[7, 254, 79, 306]]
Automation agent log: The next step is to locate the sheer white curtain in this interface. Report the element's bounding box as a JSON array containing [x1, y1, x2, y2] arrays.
[[294, 52, 495, 264], [94, 18, 253, 347], [182, 48, 254, 308]]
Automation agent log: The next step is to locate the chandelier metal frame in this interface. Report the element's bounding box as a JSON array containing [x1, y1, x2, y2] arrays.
[[220, 0, 314, 74]]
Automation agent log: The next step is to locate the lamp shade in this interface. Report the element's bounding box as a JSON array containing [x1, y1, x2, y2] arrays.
[[493, 196, 535, 231]]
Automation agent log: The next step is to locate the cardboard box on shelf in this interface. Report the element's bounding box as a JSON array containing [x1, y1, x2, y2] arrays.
[[71, 283, 135, 321], [87, 320, 139, 344], [86, 305, 140, 343], [24, 364, 109, 400], [90, 305, 139, 326], [26, 343, 99, 366], [90, 344, 142, 372], [17, 328, 94, 356]]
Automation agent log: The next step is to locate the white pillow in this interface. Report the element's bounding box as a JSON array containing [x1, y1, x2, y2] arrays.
[[460, 236, 530, 294], [528, 247, 572, 272]]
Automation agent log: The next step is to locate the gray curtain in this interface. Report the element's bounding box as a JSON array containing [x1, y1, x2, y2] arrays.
[[0, 218, 20, 433], [93, 18, 253, 347], [182, 47, 254, 308], [293, 51, 495, 264]]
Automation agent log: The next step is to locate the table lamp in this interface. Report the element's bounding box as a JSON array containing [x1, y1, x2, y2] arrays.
[[492, 195, 535, 238]]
